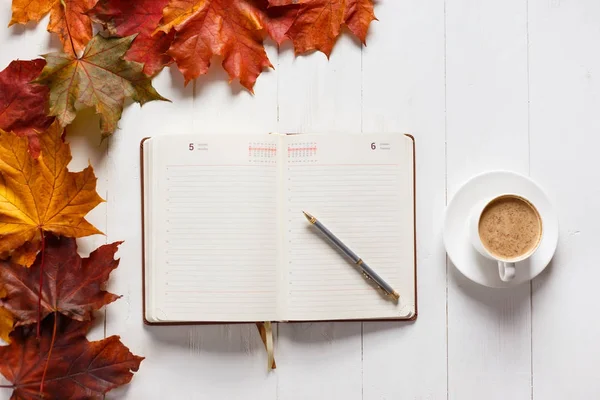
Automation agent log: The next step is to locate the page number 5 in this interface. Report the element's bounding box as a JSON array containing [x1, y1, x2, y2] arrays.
[[189, 143, 194, 151], [370, 142, 376, 150]]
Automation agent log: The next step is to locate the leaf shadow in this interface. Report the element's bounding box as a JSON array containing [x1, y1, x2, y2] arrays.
[[47, 30, 65, 53], [63, 108, 109, 164], [166, 63, 194, 99], [106, 383, 132, 399], [9, 21, 39, 36], [192, 56, 248, 97]]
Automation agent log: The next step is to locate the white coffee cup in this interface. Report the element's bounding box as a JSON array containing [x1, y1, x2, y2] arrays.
[[469, 194, 543, 282]]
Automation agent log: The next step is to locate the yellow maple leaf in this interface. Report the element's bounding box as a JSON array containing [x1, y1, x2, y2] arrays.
[[0, 122, 104, 266], [0, 288, 14, 343]]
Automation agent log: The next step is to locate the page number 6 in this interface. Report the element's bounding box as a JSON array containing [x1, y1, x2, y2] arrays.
[[370, 142, 376, 150]]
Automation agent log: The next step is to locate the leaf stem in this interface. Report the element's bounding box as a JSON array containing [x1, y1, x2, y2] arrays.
[[63, 1, 77, 57], [36, 229, 46, 339], [0, 385, 14, 388], [39, 312, 57, 396]]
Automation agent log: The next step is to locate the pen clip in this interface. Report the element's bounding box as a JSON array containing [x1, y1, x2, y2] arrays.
[[362, 271, 396, 299], [361, 271, 385, 294]]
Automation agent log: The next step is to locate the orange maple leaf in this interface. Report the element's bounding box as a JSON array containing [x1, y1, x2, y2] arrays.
[[158, 0, 375, 91], [267, 0, 376, 55], [0, 287, 14, 343], [10, 0, 97, 55], [0, 122, 103, 266], [157, 0, 284, 91]]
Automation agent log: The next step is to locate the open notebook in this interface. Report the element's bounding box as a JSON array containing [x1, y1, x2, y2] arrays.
[[141, 133, 417, 324]]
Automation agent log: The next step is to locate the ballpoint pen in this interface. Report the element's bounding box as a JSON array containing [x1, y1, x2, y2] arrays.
[[302, 210, 400, 301]]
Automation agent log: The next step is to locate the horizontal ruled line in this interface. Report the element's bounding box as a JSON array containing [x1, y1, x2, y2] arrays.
[[287, 164, 399, 167], [167, 164, 277, 167], [165, 290, 276, 294]]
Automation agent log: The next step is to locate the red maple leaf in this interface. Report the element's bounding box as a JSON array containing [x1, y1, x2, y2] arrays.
[[0, 59, 54, 157], [89, 0, 175, 76], [0, 315, 143, 399], [0, 235, 121, 326]]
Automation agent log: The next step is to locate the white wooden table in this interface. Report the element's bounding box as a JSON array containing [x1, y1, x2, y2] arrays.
[[2, 1, 598, 399]]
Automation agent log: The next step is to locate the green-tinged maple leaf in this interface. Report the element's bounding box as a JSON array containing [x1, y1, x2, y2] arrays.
[[36, 34, 169, 137], [89, 0, 175, 76], [0, 315, 143, 399]]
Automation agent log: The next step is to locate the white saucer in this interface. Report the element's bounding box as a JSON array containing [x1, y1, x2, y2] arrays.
[[443, 171, 559, 288]]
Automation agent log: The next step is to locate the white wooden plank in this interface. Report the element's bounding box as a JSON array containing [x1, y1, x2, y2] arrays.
[[528, 1, 600, 398], [277, 37, 362, 134], [445, 1, 532, 399], [275, 36, 363, 400], [360, 1, 447, 398]]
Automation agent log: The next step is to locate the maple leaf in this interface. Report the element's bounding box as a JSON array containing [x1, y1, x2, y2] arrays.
[[0, 288, 15, 343], [158, 0, 375, 91], [89, 0, 175, 76], [10, 0, 98, 55], [0, 59, 54, 157], [0, 307, 14, 343], [0, 123, 103, 265], [49, 0, 98, 55], [36, 33, 168, 136], [0, 315, 144, 399], [0, 235, 121, 324], [267, 0, 376, 55], [157, 0, 286, 91]]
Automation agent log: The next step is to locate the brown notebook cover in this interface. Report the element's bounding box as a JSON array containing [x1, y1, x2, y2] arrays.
[[140, 135, 418, 326]]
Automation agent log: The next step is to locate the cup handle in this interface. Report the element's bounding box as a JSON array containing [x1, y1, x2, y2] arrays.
[[498, 261, 516, 282]]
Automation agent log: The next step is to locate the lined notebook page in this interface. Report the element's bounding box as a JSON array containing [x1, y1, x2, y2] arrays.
[[146, 135, 280, 322], [282, 134, 415, 321]]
